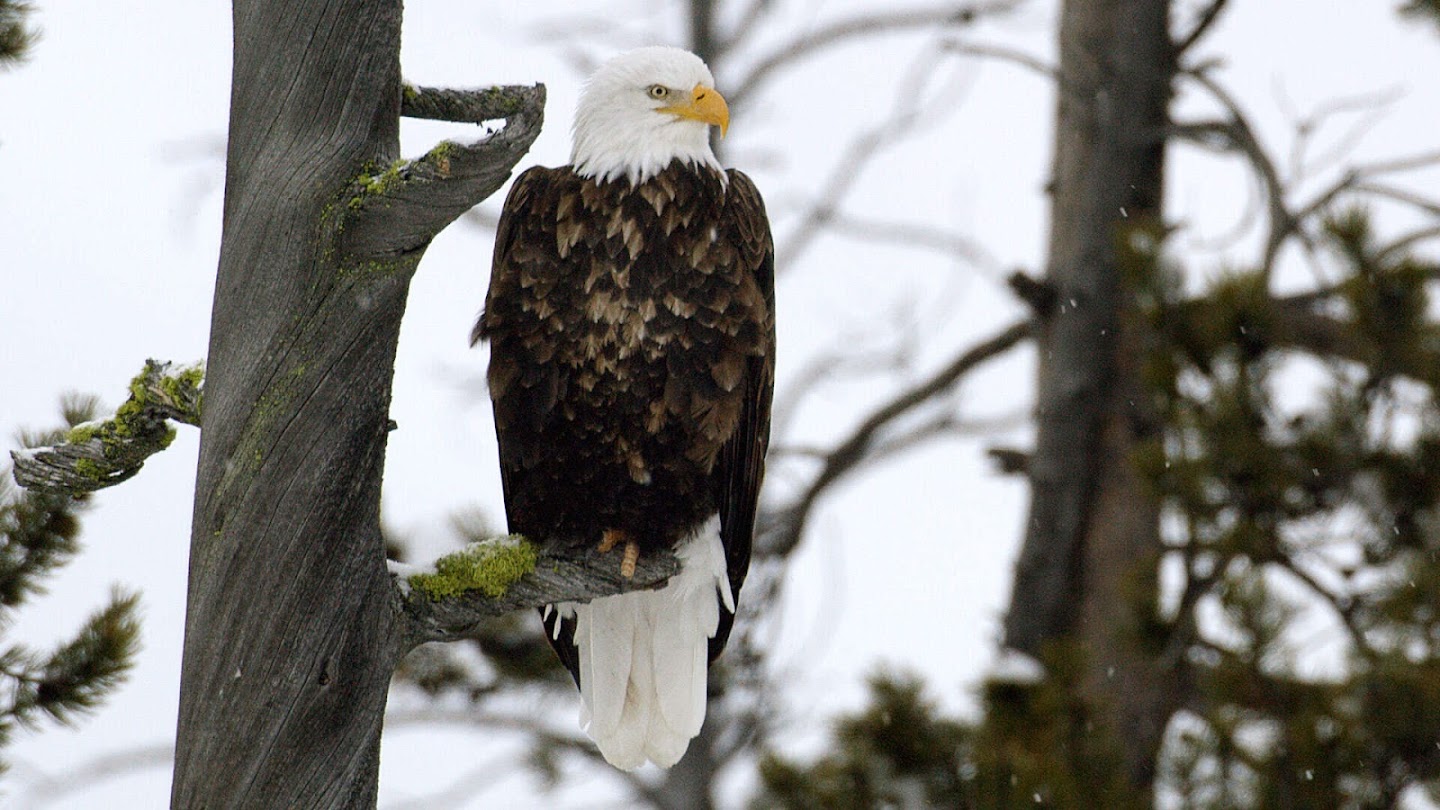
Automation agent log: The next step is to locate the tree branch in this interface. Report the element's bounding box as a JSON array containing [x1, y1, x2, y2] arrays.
[[338, 84, 545, 258], [942, 39, 1058, 81], [776, 44, 966, 272], [1171, 78, 1299, 275], [760, 318, 1032, 558], [399, 83, 542, 124], [728, 1, 1019, 106], [1270, 555, 1376, 662], [1172, 0, 1230, 56], [811, 210, 1003, 272], [394, 537, 682, 645], [1354, 180, 1440, 218], [719, 0, 779, 56], [1167, 282, 1440, 373], [10, 360, 203, 494]]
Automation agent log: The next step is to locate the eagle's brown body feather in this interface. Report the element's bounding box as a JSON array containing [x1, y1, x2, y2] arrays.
[[475, 160, 774, 674]]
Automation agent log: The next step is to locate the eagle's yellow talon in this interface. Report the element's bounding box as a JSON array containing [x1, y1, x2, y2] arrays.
[[598, 528, 625, 555], [598, 529, 640, 578], [621, 540, 639, 579]]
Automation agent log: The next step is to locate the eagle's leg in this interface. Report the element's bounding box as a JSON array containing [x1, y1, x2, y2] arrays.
[[620, 541, 640, 578], [598, 528, 642, 579]]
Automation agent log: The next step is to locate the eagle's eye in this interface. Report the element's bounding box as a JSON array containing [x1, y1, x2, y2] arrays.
[[647, 85, 670, 100]]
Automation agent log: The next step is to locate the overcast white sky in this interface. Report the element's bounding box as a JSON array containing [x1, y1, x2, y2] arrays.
[[3, 1, 1438, 807]]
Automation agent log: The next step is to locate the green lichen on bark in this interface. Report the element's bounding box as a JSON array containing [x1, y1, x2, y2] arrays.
[[11, 360, 203, 494], [71, 458, 106, 482], [423, 141, 457, 177], [71, 360, 198, 453], [408, 536, 537, 600], [348, 159, 409, 210], [475, 84, 524, 117], [159, 365, 205, 409]]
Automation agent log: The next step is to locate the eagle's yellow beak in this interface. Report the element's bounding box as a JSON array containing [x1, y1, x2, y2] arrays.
[[659, 84, 730, 138]]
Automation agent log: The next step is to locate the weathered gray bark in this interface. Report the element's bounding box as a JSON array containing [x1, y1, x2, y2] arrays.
[[1001, 0, 1178, 795], [649, 716, 721, 810], [399, 543, 679, 643], [171, 2, 541, 806], [11, 360, 203, 493]]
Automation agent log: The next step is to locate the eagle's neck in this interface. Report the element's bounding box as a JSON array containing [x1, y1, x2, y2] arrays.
[[571, 117, 721, 186], [573, 158, 730, 198]]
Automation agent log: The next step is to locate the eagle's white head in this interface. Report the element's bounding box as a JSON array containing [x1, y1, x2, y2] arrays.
[[571, 46, 729, 185]]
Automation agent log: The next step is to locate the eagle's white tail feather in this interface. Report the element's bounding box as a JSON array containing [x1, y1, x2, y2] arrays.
[[556, 515, 730, 770]]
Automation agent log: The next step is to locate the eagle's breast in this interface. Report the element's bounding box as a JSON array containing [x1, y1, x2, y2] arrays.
[[481, 161, 767, 512]]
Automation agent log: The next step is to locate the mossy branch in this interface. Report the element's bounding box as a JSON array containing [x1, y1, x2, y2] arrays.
[[400, 83, 541, 123], [10, 360, 203, 494], [338, 83, 545, 258], [393, 535, 680, 645]]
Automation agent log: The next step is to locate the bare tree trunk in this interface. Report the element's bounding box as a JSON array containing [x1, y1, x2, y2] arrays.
[[1002, 0, 1178, 796], [171, 2, 408, 806], [650, 717, 721, 810], [170, 1, 542, 805], [689, 0, 717, 64]]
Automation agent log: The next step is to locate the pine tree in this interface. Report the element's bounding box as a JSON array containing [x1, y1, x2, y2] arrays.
[[742, 2, 1440, 807], [752, 670, 976, 809], [0, 0, 36, 68], [0, 398, 141, 772], [1124, 211, 1440, 807]]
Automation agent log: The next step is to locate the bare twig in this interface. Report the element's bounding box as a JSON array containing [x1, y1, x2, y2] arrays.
[[720, 0, 779, 56], [392, 701, 697, 808], [943, 39, 1058, 81], [776, 124, 915, 273], [1173, 0, 1231, 56], [987, 446, 1029, 475], [728, 1, 1020, 106], [814, 211, 1004, 274], [1355, 147, 1440, 177], [383, 754, 520, 810], [768, 444, 841, 461], [1269, 556, 1376, 662], [777, 44, 972, 271], [1285, 86, 1403, 183], [768, 340, 910, 441], [1176, 67, 1301, 275], [760, 318, 1032, 558], [1354, 181, 1440, 218], [385, 706, 593, 755], [1378, 224, 1440, 262]]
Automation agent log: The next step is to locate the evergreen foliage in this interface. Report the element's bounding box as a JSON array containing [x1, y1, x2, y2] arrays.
[[1121, 209, 1440, 807], [0, 0, 35, 67], [0, 399, 141, 772], [747, 211, 1440, 809], [752, 670, 976, 809], [973, 645, 1148, 809], [1400, 0, 1440, 32]]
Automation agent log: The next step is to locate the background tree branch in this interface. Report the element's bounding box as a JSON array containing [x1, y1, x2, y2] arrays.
[[760, 318, 1031, 560]]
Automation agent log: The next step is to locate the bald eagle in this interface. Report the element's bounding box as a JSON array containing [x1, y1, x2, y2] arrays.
[[473, 47, 774, 770]]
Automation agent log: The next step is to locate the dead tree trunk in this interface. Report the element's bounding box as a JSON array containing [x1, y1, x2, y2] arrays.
[[1002, 0, 1178, 797], [171, 2, 540, 806]]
